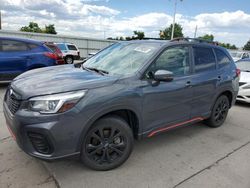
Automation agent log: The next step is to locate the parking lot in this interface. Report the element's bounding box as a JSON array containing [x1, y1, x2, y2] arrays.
[[0, 85, 250, 188]]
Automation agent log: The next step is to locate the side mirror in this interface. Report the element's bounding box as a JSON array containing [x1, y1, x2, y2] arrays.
[[154, 70, 174, 82]]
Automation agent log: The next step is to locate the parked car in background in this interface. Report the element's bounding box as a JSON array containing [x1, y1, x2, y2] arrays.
[[229, 50, 250, 62], [3, 38, 239, 171], [56, 42, 80, 64], [236, 59, 250, 103], [44, 42, 65, 65], [0, 37, 65, 82]]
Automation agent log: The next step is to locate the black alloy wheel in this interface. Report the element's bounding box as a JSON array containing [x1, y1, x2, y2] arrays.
[[206, 95, 230, 128], [81, 116, 134, 171]]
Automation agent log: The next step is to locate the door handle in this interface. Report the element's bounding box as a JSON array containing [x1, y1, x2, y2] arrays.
[[186, 81, 192, 87]]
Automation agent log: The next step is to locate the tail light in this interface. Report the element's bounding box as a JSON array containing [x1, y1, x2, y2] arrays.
[[44, 52, 65, 65], [236, 68, 241, 77], [44, 52, 57, 60]]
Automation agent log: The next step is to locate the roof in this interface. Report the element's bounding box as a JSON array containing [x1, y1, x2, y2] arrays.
[[0, 36, 43, 45]]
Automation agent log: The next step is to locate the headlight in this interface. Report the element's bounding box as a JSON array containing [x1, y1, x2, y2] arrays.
[[28, 90, 87, 114]]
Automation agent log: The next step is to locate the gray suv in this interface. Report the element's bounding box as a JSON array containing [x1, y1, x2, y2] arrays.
[[3, 38, 239, 171]]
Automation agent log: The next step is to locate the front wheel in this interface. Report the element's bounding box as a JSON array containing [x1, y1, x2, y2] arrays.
[[81, 116, 134, 171], [205, 95, 230, 128]]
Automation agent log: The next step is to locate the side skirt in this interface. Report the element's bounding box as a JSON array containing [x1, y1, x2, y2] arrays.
[[147, 117, 204, 138]]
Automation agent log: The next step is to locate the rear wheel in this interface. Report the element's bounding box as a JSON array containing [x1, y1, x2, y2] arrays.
[[205, 95, 230, 128], [65, 56, 73, 64], [81, 116, 134, 171]]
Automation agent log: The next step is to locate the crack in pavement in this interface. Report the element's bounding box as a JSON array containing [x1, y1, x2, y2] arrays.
[[42, 162, 61, 188], [0, 136, 11, 143], [173, 140, 250, 188], [37, 175, 55, 186]]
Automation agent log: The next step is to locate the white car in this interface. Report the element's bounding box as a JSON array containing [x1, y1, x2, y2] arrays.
[[236, 60, 250, 103], [56, 43, 80, 64], [230, 51, 250, 62]]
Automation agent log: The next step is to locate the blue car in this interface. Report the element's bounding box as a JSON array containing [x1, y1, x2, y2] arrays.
[[0, 37, 65, 82]]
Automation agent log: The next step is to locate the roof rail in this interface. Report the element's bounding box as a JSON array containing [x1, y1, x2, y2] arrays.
[[170, 37, 219, 45]]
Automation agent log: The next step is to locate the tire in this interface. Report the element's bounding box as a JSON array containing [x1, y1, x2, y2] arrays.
[[205, 95, 230, 128], [81, 116, 134, 171], [65, 56, 74, 64]]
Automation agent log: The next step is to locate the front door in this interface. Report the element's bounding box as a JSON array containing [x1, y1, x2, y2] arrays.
[[141, 45, 194, 133]]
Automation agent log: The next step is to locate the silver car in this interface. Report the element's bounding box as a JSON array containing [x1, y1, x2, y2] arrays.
[[236, 60, 250, 103]]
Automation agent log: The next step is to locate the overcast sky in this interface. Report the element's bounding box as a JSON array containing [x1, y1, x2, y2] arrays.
[[0, 0, 250, 47]]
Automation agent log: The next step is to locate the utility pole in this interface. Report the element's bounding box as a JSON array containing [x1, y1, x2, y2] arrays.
[[171, 0, 183, 40], [0, 10, 2, 30], [194, 25, 198, 38]]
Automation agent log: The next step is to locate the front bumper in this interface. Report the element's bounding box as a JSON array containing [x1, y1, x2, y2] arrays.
[[3, 101, 88, 160]]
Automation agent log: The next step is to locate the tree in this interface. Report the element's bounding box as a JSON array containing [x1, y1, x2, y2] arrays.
[[160, 23, 184, 40], [20, 22, 57, 34], [219, 42, 238, 50], [44, 24, 57, 34], [20, 22, 42, 33], [199, 34, 214, 41], [133, 31, 145, 40], [243, 40, 250, 51]]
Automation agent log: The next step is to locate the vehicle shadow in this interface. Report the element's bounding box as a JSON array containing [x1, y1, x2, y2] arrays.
[[235, 101, 250, 108], [45, 122, 210, 170]]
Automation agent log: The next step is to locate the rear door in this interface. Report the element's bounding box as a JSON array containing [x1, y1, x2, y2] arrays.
[[190, 45, 218, 118], [214, 48, 235, 91], [0, 39, 30, 81]]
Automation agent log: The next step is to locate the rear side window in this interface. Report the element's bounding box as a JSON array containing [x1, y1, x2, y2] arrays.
[[45, 44, 60, 53], [28, 43, 39, 50], [67, 45, 77, 51], [215, 49, 231, 68], [57, 43, 67, 50], [0, 40, 29, 52], [193, 47, 216, 73]]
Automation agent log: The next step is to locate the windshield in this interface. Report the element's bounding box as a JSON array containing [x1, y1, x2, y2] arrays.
[[230, 52, 243, 58], [83, 42, 160, 75], [236, 61, 250, 71]]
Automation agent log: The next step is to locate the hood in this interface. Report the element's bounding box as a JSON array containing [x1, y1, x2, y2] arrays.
[[11, 65, 118, 99], [240, 71, 250, 83]]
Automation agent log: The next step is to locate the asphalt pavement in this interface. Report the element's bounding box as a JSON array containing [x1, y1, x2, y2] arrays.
[[0, 85, 250, 188]]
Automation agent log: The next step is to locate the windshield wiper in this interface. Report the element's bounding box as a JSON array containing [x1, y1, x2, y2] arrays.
[[83, 66, 109, 75]]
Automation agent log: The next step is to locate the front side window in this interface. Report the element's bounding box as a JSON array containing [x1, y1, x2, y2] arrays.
[[1, 40, 29, 52], [215, 49, 231, 68], [84, 42, 160, 75], [193, 47, 216, 73], [148, 46, 190, 76]]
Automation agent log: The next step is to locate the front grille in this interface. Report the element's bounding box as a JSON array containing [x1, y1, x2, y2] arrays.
[[28, 132, 53, 154], [5, 89, 21, 114], [239, 82, 246, 87]]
